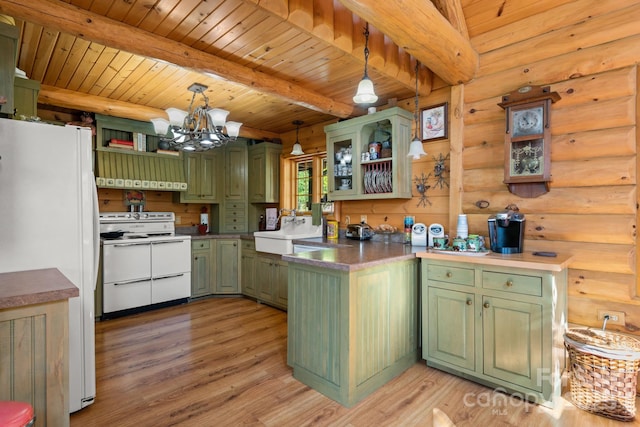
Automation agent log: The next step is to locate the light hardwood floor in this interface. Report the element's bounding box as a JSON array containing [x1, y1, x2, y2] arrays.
[[70, 297, 639, 426]]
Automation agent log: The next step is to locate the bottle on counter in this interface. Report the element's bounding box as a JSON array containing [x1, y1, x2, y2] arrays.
[[259, 215, 266, 231]]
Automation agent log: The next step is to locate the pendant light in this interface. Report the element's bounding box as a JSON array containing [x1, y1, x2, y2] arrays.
[[408, 61, 427, 159], [353, 23, 378, 105], [290, 120, 305, 155]]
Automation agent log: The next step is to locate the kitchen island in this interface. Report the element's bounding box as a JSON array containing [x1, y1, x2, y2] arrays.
[[282, 241, 421, 407], [0, 268, 79, 427]]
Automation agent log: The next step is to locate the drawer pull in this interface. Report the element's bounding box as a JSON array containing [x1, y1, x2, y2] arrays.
[[505, 280, 513, 287], [483, 302, 490, 309], [446, 272, 452, 278], [466, 299, 472, 306]]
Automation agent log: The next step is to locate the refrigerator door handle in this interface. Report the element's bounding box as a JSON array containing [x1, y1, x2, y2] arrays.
[[92, 173, 100, 291]]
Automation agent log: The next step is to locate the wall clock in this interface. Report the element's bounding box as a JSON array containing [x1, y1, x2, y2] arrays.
[[498, 85, 561, 198]]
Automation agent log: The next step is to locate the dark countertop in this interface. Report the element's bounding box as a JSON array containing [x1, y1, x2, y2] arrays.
[[0, 268, 79, 310], [282, 237, 423, 272]]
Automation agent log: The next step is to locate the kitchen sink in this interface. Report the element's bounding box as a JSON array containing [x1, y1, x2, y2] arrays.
[[254, 217, 323, 255]]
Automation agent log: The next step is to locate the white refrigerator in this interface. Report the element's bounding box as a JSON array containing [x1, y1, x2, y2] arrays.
[[0, 119, 98, 413]]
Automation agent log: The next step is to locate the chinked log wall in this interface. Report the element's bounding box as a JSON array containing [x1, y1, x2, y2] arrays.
[[461, 0, 640, 333]]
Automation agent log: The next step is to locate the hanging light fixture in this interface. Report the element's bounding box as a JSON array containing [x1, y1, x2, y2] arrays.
[[408, 62, 427, 159], [290, 120, 305, 155], [150, 83, 242, 152], [353, 23, 378, 105]]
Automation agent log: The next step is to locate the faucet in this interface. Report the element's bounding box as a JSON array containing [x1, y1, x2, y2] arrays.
[[278, 208, 296, 224]]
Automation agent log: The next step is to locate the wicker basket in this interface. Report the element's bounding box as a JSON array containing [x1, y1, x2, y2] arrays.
[[564, 328, 640, 421]]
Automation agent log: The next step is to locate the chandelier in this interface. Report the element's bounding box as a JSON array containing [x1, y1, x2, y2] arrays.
[[150, 83, 242, 151]]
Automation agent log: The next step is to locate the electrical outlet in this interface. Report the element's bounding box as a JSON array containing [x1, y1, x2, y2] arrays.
[[360, 215, 367, 224], [597, 309, 625, 326], [345, 215, 351, 225]]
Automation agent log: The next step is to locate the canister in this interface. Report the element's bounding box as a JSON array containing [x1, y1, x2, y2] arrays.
[[327, 220, 339, 239]]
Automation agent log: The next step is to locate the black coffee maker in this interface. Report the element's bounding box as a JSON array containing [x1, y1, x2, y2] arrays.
[[488, 208, 525, 254]]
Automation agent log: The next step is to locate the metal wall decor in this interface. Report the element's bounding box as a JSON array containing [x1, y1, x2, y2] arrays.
[[433, 153, 450, 189], [413, 172, 432, 207]]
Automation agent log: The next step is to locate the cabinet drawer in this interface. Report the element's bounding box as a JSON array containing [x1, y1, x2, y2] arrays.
[[427, 264, 475, 286], [242, 240, 255, 251], [192, 240, 211, 250], [482, 271, 542, 297]]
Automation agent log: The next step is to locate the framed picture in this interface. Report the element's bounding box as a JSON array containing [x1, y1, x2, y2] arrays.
[[421, 102, 448, 141]]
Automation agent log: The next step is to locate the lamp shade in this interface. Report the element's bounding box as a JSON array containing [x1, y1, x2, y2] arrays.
[[166, 108, 188, 127], [208, 108, 230, 128], [353, 77, 378, 104], [290, 142, 304, 155], [408, 137, 427, 159], [150, 118, 170, 136], [225, 121, 242, 139]]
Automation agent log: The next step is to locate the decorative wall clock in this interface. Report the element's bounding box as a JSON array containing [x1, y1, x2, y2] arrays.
[[498, 85, 561, 198]]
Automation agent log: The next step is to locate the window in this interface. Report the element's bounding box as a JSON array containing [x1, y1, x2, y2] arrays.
[[284, 154, 327, 214]]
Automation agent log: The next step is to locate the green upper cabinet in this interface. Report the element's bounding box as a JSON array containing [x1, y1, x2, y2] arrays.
[[180, 151, 221, 203], [13, 77, 40, 118], [325, 107, 413, 201], [248, 142, 281, 203], [224, 144, 247, 200], [0, 22, 18, 117]]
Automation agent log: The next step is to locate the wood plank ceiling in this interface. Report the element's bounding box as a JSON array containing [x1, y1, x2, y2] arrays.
[[0, 0, 556, 138]]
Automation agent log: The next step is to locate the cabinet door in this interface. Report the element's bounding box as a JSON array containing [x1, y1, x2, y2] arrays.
[[241, 246, 257, 297], [427, 287, 475, 370], [274, 259, 288, 308], [248, 148, 266, 202], [224, 145, 247, 200], [191, 240, 213, 297], [216, 239, 240, 293], [327, 131, 358, 199], [181, 152, 220, 203], [483, 296, 543, 392], [256, 255, 274, 302]]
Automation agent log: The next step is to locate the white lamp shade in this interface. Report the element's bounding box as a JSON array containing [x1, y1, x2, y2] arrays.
[[353, 77, 378, 104], [225, 121, 242, 138], [208, 108, 229, 128], [150, 118, 170, 136], [166, 108, 188, 127], [290, 142, 304, 155], [408, 137, 427, 159]]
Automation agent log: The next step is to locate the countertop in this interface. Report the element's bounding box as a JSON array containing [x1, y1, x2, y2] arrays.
[[178, 230, 573, 273], [0, 268, 79, 310]]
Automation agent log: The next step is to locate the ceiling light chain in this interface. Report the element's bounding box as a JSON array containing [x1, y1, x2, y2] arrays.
[[150, 83, 242, 152]]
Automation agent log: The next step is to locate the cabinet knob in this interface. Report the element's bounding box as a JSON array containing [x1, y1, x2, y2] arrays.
[[194, 256, 198, 260], [466, 299, 472, 306], [505, 280, 513, 287], [446, 272, 452, 278], [483, 302, 490, 309]]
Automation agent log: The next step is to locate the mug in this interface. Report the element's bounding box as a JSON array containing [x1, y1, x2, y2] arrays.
[[452, 237, 467, 251], [467, 234, 482, 252], [432, 236, 449, 249], [341, 178, 351, 187]]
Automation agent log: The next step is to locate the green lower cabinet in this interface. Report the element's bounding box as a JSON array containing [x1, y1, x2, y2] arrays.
[[254, 252, 288, 310], [427, 287, 475, 371], [287, 258, 419, 407], [191, 240, 215, 297], [421, 258, 566, 408], [215, 239, 240, 294], [191, 239, 240, 297], [241, 240, 257, 298]]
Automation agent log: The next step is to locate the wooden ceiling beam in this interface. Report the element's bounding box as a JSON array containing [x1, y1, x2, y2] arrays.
[[38, 84, 280, 140], [0, 0, 355, 118], [337, 0, 478, 85], [252, 0, 431, 94], [433, 0, 470, 40]]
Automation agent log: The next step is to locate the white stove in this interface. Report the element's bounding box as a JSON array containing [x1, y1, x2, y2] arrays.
[[99, 212, 191, 318], [99, 212, 179, 241]]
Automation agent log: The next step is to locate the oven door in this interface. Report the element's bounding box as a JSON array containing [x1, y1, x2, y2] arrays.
[[151, 239, 191, 304], [102, 241, 152, 313]]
